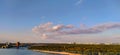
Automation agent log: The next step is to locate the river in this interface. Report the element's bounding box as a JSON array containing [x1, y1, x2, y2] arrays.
[[0, 48, 63, 55]]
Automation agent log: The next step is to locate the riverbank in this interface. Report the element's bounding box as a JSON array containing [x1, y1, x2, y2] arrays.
[[32, 50, 80, 55]]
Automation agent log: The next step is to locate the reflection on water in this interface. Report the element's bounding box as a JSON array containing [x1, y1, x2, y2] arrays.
[[0, 49, 63, 55]]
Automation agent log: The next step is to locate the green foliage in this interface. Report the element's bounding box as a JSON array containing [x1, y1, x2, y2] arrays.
[[28, 44, 120, 54]]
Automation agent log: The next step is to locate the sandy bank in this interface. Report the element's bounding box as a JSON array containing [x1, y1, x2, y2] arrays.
[[32, 50, 81, 55]]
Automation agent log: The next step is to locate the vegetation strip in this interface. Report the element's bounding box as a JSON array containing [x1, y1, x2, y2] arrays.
[[28, 44, 120, 55], [32, 50, 80, 55]]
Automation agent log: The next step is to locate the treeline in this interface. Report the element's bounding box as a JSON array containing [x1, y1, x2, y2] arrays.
[[28, 44, 120, 55]]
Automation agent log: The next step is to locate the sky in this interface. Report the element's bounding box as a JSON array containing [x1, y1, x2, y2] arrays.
[[0, 0, 120, 43]]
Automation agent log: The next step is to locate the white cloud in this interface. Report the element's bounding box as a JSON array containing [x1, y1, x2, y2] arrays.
[[41, 34, 48, 39], [32, 22, 74, 39], [52, 24, 64, 31], [75, 0, 83, 5]]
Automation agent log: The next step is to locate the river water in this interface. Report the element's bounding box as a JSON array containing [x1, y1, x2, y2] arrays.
[[0, 48, 62, 55]]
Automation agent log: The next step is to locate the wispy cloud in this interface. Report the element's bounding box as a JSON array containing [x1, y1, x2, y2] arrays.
[[60, 23, 120, 34], [40, 16, 46, 20], [32, 22, 120, 40], [75, 0, 83, 5]]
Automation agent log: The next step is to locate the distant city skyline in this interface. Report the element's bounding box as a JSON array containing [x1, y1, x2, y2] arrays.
[[0, 0, 120, 43]]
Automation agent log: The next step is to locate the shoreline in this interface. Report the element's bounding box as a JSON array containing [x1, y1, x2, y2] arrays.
[[32, 50, 81, 55]]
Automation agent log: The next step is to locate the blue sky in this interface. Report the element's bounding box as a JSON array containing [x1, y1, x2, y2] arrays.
[[0, 0, 120, 43]]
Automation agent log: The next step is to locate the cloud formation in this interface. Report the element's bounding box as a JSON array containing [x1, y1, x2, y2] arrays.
[[60, 23, 120, 34], [32, 22, 120, 39], [32, 22, 74, 39]]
